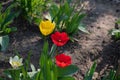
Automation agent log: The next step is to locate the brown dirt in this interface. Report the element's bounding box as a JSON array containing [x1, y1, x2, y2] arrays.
[[0, 0, 120, 80]]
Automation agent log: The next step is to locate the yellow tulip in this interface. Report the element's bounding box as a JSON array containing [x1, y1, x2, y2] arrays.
[[39, 20, 55, 36]]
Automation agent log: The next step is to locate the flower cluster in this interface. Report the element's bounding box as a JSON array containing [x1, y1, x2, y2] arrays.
[[2, 0, 84, 79], [39, 20, 71, 68], [7, 20, 77, 80], [39, 20, 70, 46]]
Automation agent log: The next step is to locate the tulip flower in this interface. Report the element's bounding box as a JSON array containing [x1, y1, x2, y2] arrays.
[[55, 53, 71, 68], [9, 56, 23, 69], [39, 20, 55, 36], [51, 31, 69, 46]]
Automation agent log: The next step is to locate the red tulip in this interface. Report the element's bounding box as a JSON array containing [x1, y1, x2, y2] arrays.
[[55, 53, 71, 68], [51, 31, 69, 46]]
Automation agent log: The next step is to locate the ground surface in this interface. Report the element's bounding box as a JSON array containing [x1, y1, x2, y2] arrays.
[[0, 0, 120, 80]]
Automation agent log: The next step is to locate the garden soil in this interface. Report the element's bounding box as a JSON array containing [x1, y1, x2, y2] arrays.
[[0, 0, 120, 80]]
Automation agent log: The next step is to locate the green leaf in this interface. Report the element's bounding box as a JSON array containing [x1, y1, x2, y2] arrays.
[[49, 4, 59, 20], [34, 17, 42, 26], [51, 65, 57, 80], [84, 61, 97, 80], [24, 51, 32, 71], [4, 69, 12, 78], [42, 41, 49, 56], [108, 70, 116, 80], [110, 29, 120, 40], [69, 36, 75, 42], [2, 11, 19, 27], [0, 78, 4, 80], [58, 76, 75, 80], [4, 27, 17, 34], [78, 23, 89, 34], [4, 69, 21, 80], [21, 66, 31, 79], [116, 19, 120, 24], [66, 13, 86, 35], [33, 71, 41, 80], [0, 35, 9, 51], [102, 70, 116, 80], [58, 65, 79, 77], [39, 41, 49, 67], [45, 59, 51, 80], [39, 41, 50, 79], [49, 44, 57, 58]]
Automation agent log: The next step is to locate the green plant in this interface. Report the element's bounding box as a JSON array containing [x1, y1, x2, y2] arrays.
[[0, 4, 17, 36], [2, 41, 78, 80], [0, 4, 17, 51], [84, 61, 120, 80], [109, 19, 120, 40], [49, 0, 88, 40], [110, 29, 120, 40], [84, 61, 97, 80], [13, 0, 52, 25], [116, 19, 120, 24], [102, 70, 116, 80]]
